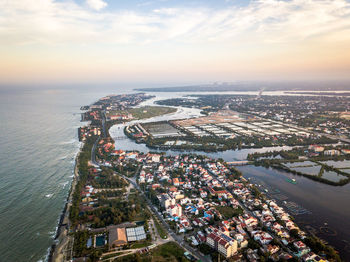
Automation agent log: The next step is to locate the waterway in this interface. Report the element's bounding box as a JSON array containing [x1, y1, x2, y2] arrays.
[[1, 88, 349, 261], [237, 165, 350, 260], [110, 92, 297, 161], [109, 91, 350, 260]]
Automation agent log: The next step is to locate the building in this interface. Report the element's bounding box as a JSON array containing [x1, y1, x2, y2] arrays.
[[160, 194, 176, 209], [206, 232, 238, 258], [168, 204, 182, 217], [308, 145, 324, 153], [126, 226, 146, 242], [324, 149, 341, 156], [341, 149, 350, 155]]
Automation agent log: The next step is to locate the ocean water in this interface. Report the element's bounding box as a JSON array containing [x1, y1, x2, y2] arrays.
[[0, 88, 129, 262]]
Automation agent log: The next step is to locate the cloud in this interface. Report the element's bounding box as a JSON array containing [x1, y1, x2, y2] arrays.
[[0, 0, 349, 46], [1, 0, 350, 84], [86, 0, 107, 11]]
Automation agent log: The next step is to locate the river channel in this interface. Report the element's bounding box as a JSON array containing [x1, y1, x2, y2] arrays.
[[109, 92, 350, 260]]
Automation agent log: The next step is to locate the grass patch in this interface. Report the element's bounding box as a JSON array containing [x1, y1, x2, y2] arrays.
[[216, 206, 243, 219], [113, 242, 190, 262], [107, 106, 177, 120], [153, 216, 168, 239], [151, 242, 190, 261], [101, 251, 130, 260], [130, 241, 152, 249]]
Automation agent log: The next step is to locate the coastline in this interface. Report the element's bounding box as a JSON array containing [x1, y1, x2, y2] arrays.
[[46, 93, 347, 261], [48, 143, 82, 262]]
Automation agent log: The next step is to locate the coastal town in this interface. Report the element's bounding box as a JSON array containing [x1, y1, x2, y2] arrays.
[[50, 93, 344, 262]]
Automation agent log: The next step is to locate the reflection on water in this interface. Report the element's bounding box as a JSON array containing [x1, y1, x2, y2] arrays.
[[110, 94, 298, 160], [237, 165, 350, 260], [109, 91, 350, 260]]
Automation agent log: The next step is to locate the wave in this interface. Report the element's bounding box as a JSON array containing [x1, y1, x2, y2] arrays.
[[38, 246, 51, 262], [61, 181, 69, 188], [57, 154, 69, 161], [58, 139, 78, 145], [49, 227, 58, 239]]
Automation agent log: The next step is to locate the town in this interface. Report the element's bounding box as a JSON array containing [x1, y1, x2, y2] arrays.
[[51, 93, 342, 262]]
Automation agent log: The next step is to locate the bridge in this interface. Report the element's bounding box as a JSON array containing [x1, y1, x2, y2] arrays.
[[227, 160, 250, 166], [113, 136, 127, 140]]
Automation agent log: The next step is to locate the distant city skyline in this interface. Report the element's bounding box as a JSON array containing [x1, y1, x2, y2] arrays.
[[1, 0, 350, 86]]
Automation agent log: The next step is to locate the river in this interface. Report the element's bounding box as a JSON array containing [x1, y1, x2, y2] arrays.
[[109, 92, 350, 260], [237, 165, 350, 260], [110, 92, 297, 161], [1, 88, 349, 261]]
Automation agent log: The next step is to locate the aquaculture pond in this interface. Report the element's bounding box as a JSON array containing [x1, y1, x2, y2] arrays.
[[319, 160, 350, 169]]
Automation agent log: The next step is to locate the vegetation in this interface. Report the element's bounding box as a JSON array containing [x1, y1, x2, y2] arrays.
[[247, 147, 350, 186], [216, 206, 243, 219], [304, 236, 341, 262], [113, 242, 190, 262], [153, 215, 168, 239], [73, 231, 105, 261], [107, 106, 177, 120], [70, 135, 98, 225]]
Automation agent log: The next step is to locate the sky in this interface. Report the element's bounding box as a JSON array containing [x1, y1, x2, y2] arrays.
[[1, 0, 350, 87]]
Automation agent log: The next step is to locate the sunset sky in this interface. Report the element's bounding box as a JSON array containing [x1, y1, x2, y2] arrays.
[[1, 0, 350, 86]]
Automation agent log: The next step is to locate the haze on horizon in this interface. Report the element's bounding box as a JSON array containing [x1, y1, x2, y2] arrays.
[[1, 0, 350, 87]]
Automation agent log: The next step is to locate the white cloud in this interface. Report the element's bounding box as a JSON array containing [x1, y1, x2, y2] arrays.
[[86, 0, 107, 11], [0, 0, 349, 46]]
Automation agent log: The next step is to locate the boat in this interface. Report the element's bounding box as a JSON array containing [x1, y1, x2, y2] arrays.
[[285, 178, 297, 184]]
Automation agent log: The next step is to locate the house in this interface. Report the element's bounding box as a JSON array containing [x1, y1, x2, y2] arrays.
[[324, 149, 341, 156], [308, 145, 324, 153], [173, 178, 180, 186], [160, 194, 176, 209], [294, 241, 311, 257], [206, 232, 238, 258], [150, 154, 161, 163], [168, 204, 182, 217], [341, 149, 350, 155]]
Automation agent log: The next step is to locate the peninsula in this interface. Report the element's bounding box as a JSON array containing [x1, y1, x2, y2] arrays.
[[50, 93, 343, 262]]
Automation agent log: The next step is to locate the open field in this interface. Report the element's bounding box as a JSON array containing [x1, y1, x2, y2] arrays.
[[107, 106, 177, 120], [141, 122, 184, 138], [173, 110, 248, 126]]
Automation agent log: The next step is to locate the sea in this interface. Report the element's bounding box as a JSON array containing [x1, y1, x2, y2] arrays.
[[0, 87, 133, 262]]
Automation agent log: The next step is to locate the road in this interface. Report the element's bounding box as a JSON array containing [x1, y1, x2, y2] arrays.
[[102, 111, 107, 138], [90, 140, 209, 262], [208, 169, 294, 255], [121, 175, 210, 262]]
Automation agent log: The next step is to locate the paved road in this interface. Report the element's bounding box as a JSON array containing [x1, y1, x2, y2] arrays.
[[121, 175, 210, 262], [102, 111, 107, 138], [90, 143, 209, 262], [91, 137, 100, 166], [87, 116, 205, 260], [209, 169, 294, 255]]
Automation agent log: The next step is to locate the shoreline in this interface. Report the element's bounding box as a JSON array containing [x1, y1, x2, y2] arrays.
[[48, 143, 83, 262], [47, 93, 346, 261]]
